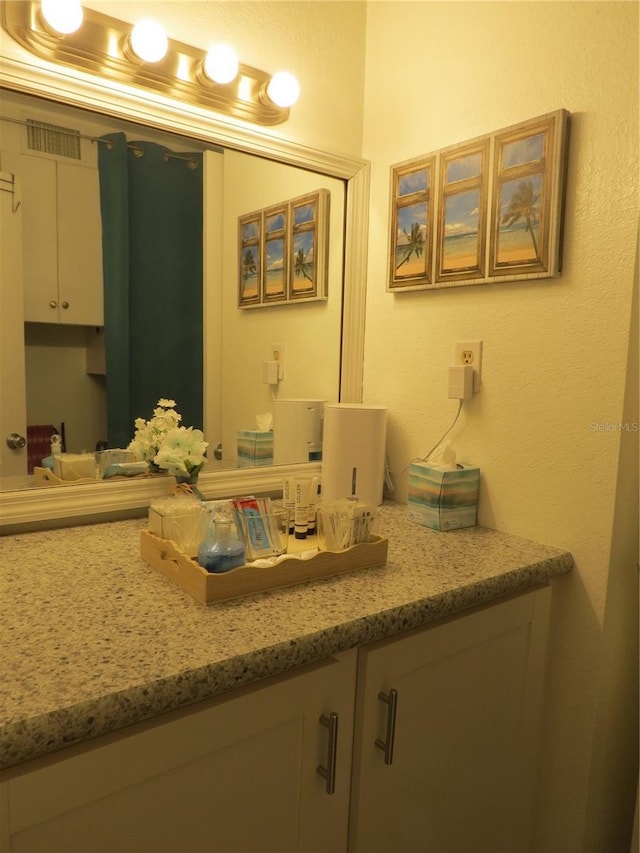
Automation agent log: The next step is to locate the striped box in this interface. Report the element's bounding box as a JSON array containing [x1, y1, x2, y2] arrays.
[[407, 463, 480, 531], [237, 430, 273, 468]]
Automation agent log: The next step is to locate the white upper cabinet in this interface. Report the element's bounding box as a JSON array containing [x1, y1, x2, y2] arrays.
[[20, 153, 104, 326]]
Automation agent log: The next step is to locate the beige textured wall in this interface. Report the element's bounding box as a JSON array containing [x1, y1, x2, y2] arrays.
[[361, 2, 638, 849], [219, 149, 345, 466]]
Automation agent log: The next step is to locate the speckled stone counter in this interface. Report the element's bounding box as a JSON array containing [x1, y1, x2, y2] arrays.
[[0, 502, 573, 773]]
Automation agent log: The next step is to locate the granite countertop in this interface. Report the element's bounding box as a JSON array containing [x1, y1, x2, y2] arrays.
[[0, 502, 573, 773]]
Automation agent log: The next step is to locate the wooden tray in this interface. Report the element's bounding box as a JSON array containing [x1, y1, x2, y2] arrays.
[[33, 467, 96, 487], [33, 466, 151, 487], [140, 529, 389, 605]]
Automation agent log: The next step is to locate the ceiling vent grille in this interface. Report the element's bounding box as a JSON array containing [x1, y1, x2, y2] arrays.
[[26, 119, 82, 160]]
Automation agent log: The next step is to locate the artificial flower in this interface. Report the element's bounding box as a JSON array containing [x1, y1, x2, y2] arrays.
[[128, 400, 207, 477]]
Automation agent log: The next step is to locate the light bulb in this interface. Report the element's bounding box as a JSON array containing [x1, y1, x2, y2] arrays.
[[203, 44, 239, 85], [266, 72, 300, 108], [129, 19, 168, 63], [40, 0, 83, 35]]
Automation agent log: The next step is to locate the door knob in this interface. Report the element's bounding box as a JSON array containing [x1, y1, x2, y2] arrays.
[[6, 432, 26, 449]]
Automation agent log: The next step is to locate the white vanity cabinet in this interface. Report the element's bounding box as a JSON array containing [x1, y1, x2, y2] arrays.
[[19, 153, 103, 326], [0, 587, 551, 853], [349, 586, 551, 853], [0, 652, 357, 853]]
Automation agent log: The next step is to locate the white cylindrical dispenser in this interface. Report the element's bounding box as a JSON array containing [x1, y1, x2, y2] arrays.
[[321, 404, 387, 506], [273, 399, 325, 465]]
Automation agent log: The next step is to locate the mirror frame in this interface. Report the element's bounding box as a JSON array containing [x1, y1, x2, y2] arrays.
[[0, 43, 370, 531]]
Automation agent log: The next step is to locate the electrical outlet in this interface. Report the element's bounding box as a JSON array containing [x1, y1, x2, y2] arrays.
[[270, 343, 285, 380], [454, 340, 482, 391]]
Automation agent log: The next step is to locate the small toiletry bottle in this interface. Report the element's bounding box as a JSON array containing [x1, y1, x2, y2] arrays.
[[307, 477, 320, 534], [42, 434, 63, 472], [197, 510, 245, 573], [282, 476, 296, 533]]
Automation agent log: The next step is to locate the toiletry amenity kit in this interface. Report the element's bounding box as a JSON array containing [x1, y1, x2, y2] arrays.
[[141, 477, 388, 605]]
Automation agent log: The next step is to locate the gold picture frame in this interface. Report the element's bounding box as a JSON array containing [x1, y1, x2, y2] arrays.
[[238, 189, 330, 307], [435, 138, 489, 285], [488, 112, 568, 279], [388, 156, 434, 290], [263, 204, 288, 302], [387, 109, 570, 292], [238, 214, 261, 305]]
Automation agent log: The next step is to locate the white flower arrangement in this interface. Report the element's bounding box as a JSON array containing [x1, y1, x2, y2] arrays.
[[128, 398, 208, 479]]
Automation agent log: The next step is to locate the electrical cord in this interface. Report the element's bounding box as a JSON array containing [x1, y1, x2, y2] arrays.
[[417, 398, 463, 464], [391, 399, 465, 479]]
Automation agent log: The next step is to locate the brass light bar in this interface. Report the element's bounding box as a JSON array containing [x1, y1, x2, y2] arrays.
[[2, 1, 291, 126]]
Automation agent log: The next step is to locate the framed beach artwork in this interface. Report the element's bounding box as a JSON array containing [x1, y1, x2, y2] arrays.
[[238, 189, 330, 308], [263, 205, 288, 302], [388, 157, 434, 290], [289, 191, 329, 300], [238, 214, 261, 306], [435, 138, 489, 285], [387, 109, 570, 292], [488, 112, 569, 279]]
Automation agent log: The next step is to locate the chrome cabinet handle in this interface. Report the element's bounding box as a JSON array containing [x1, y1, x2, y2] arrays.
[[317, 712, 339, 795], [49, 300, 57, 309], [375, 688, 398, 765], [62, 301, 69, 309]]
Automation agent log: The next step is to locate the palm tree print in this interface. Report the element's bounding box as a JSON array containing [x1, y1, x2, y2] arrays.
[[396, 221, 425, 270], [241, 248, 257, 290], [502, 180, 541, 260], [294, 248, 313, 282]]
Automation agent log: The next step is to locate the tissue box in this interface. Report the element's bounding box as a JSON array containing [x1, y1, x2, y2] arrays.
[[407, 463, 480, 531], [237, 430, 273, 468], [53, 452, 97, 480]]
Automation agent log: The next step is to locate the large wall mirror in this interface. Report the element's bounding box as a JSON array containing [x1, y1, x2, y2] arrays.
[[0, 47, 369, 530]]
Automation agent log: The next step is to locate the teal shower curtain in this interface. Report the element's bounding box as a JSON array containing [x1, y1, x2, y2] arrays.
[[98, 133, 203, 449]]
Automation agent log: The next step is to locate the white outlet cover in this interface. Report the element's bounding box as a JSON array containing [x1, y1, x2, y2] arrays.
[[454, 340, 482, 391]]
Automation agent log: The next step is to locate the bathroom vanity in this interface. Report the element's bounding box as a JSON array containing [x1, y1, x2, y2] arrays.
[[0, 503, 573, 852]]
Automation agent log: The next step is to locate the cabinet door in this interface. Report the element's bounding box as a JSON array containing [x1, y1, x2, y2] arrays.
[[0, 164, 27, 477], [349, 588, 551, 853], [20, 154, 58, 324], [56, 161, 104, 326], [20, 155, 103, 326], [5, 652, 356, 853]]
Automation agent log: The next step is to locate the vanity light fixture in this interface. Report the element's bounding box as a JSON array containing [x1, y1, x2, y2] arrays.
[[266, 71, 301, 109], [2, 0, 299, 125], [202, 44, 239, 85], [128, 19, 168, 64], [39, 0, 83, 35]]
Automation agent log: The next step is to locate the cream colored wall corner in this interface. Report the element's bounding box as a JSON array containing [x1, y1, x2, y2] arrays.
[[361, 1, 639, 850]]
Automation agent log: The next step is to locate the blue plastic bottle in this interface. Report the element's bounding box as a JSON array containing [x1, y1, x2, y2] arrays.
[[197, 511, 245, 573]]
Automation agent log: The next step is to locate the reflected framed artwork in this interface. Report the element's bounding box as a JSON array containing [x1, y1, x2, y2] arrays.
[[263, 205, 288, 301], [387, 109, 569, 292], [238, 189, 330, 307], [290, 190, 329, 300], [238, 214, 261, 305]]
